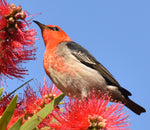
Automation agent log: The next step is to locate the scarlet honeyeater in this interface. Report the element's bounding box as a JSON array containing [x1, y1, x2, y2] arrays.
[[34, 21, 146, 115]]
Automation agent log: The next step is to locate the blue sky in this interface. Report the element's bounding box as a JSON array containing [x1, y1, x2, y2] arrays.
[[5, 0, 150, 129]]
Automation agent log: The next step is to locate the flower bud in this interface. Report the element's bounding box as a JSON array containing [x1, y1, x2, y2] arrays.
[[16, 5, 22, 12], [10, 3, 16, 9], [20, 11, 27, 20], [8, 17, 15, 24], [15, 13, 21, 19]]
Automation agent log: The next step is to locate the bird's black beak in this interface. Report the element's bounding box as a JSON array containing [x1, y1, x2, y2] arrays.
[[33, 20, 47, 31]]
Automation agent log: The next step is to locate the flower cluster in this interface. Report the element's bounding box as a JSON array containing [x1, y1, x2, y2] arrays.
[[22, 81, 62, 121], [0, 77, 62, 129], [0, 0, 36, 79], [0, 83, 130, 130], [51, 92, 130, 130]]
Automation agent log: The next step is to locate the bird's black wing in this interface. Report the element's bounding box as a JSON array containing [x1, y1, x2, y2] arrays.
[[66, 41, 131, 97]]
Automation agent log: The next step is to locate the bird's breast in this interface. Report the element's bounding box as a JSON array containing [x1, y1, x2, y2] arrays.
[[43, 48, 76, 77]]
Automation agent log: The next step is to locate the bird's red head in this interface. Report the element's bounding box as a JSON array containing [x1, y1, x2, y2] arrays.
[[34, 21, 72, 49]]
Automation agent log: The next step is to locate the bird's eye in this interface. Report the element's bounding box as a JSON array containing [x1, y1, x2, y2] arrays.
[[48, 26, 60, 31], [53, 27, 60, 31]]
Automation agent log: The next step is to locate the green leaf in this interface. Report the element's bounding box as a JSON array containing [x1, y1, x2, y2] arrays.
[[0, 95, 18, 130], [8, 79, 33, 96], [54, 93, 65, 105], [9, 117, 22, 130], [20, 93, 65, 130], [0, 87, 4, 98], [40, 127, 51, 130]]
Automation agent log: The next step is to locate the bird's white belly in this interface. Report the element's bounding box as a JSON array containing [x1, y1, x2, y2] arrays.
[[48, 60, 107, 98]]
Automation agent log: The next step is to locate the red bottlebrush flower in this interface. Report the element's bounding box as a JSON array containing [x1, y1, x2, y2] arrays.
[[7, 104, 24, 129], [22, 86, 42, 115], [21, 77, 62, 128], [22, 78, 62, 116], [51, 92, 130, 130], [0, 1, 37, 79], [0, 91, 24, 130], [39, 78, 63, 102], [0, 93, 13, 116], [0, 77, 62, 129], [38, 77, 62, 128], [0, 0, 11, 30]]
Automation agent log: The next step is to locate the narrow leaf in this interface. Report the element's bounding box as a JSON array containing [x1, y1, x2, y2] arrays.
[[40, 127, 51, 130], [9, 117, 22, 130], [0, 95, 17, 130], [20, 93, 65, 130], [8, 79, 33, 96], [54, 93, 65, 105], [0, 87, 4, 98]]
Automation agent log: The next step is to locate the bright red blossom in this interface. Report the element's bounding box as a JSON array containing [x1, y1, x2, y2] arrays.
[[0, 0, 10, 16], [51, 92, 130, 130], [23, 80, 62, 116], [0, 77, 62, 129], [0, 0, 11, 30], [0, 92, 13, 116], [7, 104, 24, 129], [21, 78, 62, 128], [40, 79, 62, 102], [0, 91, 24, 130], [0, 0, 37, 79]]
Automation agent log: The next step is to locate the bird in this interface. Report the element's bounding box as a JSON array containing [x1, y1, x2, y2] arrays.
[[34, 20, 146, 115]]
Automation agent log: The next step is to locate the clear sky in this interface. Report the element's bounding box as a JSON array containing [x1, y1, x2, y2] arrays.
[[5, 0, 150, 129]]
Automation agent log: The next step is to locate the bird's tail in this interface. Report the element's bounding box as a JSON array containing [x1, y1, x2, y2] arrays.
[[126, 98, 146, 115]]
